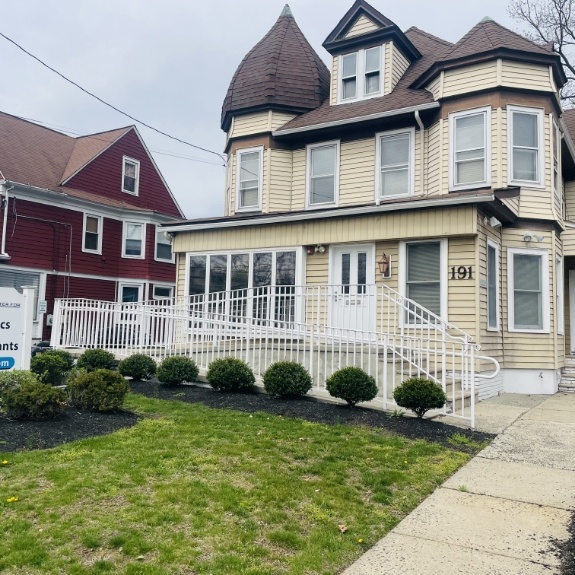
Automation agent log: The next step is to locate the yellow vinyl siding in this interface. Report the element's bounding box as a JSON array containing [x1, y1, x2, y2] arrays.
[[384, 42, 392, 95], [448, 237, 477, 335], [426, 120, 441, 196], [501, 61, 554, 91], [172, 207, 477, 254], [339, 138, 375, 205], [442, 62, 498, 98], [291, 148, 306, 211], [270, 111, 297, 131], [229, 112, 270, 138], [501, 228, 556, 369], [268, 149, 292, 212], [344, 14, 380, 38], [427, 75, 442, 100], [562, 227, 575, 256], [330, 57, 338, 105], [391, 44, 410, 91], [564, 181, 575, 222]]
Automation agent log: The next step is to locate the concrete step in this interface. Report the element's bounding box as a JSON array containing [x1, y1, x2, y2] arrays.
[[558, 384, 575, 393]]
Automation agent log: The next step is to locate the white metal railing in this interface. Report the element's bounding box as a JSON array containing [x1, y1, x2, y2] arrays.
[[50, 284, 500, 427]]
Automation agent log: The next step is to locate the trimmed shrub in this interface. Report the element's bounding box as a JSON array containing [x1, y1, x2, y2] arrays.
[[3, 380, 66, 420], [118, 354, 157, 381], [67, 369, 129, 411], [326, 367, 378, 406], [156, 356, 199, 386], [76, 349, 116, 372], [207, 357, 255, 392], [0, 370, 40, 410], [393, 377, 447, 419], [31, 350, 74, 385], [263, 361, 312, 398]]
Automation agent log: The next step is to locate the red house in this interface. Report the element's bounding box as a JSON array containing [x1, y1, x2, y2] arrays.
[[0, 111, 184, 341]]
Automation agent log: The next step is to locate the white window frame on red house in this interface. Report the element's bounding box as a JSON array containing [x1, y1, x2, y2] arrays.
[[122, 156, 140, 196], [122, 221, 146, 259], [82, 213, 103, 255], [155, 226, 174, 263], [152, 284, 174, 300]]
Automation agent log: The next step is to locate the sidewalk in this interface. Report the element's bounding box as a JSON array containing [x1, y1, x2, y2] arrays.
[[342, 392, 575, 575]]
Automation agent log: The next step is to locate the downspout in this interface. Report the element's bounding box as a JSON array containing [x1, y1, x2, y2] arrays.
[[0, 179, 12, 260], [414, 111, 425, 192]]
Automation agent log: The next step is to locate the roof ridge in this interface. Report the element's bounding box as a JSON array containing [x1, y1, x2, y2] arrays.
[[76, 126, 133, 139], [404, 26, 452, 48], [0, 111, 74, 141]]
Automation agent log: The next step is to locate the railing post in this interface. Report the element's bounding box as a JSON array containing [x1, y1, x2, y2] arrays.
[[470, 344, 476, 429]]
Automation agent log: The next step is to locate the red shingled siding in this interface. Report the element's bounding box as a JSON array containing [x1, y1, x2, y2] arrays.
[[65, 130, 182, 218]]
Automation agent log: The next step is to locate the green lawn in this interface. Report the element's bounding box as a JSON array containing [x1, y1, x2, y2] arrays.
[[1, 394, 478, 575]]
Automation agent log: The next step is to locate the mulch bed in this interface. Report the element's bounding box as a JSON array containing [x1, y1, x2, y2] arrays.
[[130, 380, 494, 452], [0, 409, 140, 453]]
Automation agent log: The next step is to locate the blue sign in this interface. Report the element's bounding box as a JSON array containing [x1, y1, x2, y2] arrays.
[[0, 357, 15, 370]]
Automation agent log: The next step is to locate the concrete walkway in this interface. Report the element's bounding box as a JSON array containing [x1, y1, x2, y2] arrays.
[[342, 393, 575, 574]]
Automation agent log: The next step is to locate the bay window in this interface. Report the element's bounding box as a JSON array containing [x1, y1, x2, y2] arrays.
[[508, 106, 544, 186], [237, 147, 262, 211]]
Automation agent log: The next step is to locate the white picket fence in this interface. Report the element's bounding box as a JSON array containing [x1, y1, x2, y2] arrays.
[[50, 284, 499, 427]]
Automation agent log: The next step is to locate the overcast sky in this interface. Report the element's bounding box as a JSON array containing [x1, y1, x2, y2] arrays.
[[0, 1, 521, 219]]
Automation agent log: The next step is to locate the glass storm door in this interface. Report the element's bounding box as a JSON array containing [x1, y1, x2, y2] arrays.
[[330, 245, 375, 333]]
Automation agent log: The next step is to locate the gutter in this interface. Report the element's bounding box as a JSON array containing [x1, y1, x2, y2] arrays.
[[272, 102, 440, 137], [163, 192, 493, 233]]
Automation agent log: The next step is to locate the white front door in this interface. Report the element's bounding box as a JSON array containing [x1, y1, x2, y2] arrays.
[[329, 244, 376, 333]]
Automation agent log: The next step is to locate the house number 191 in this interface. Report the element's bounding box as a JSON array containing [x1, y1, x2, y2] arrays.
[[450, 266, 473, 280]]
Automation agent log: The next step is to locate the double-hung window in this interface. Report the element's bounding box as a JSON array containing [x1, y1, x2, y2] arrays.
[[487, 240, 499, 330], [339, 45, 382, 102], [402, 240, 447, 324], [508, 106, 544, 187], [122, 157, 140, 195], [450, 107, 491, 190], [123, 222, 145, 258], [307, 141, 339, 207], [83, 214, 102, 254], [155, 227, 173, 262], [508, 248, 549, 332], [376, 129, 413, 199], [236, 147, 262, 211]]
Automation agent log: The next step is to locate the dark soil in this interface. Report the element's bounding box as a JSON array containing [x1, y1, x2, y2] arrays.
[[130, 380, 494, 453], [0, 408, 140, 452]]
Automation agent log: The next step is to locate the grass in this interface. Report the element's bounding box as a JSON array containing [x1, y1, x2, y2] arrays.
[[0, 393, 477, 575]]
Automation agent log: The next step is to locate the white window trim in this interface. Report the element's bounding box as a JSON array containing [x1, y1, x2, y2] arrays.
[[399, 238, 448, 326], [486, 239, 500, 332], [118, 282, 144, 303], [154, 225, 175, 263], [557, 255, 564, 335], [122, 156, 140, 196], [305, 140, 340, 209], [337, 44, 384, 104], [152, 284, 174, 300], [507, 247, 550, 333], [184, 247, 305, 297], [122, 221, 146, 259], [82, 213, 103, 255], [236, 146, 263, 213], [449, 106, 492, 192], [553, 118, 561, 201], [375, 127, 415, 202], [507, 105, 545, 189]]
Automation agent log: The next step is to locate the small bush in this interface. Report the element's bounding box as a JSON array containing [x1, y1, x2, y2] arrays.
[[31, 350, 74, 385], [326, 367, 378, 406], [207, 357, 255, 392], [118, 354, 157, 381], [0, 370, 40, 410], [263, 361, 312, 398], [156, 356, 199, 386], [67, 369, 129, 411], [76, 349, 116, 372], [3, 380, 66, 420], [393, 377, 447, 419]]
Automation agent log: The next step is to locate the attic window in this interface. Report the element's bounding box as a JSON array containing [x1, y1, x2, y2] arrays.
[[122, 157, 140, 195], [339, 45, 383, 103]]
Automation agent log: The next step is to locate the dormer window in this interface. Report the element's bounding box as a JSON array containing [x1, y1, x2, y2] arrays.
[[122, 157, 140, 195], [339, 45, 383, 103]]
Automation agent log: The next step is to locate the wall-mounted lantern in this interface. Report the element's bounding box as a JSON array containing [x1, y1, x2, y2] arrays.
[[378, 253, 391, 278], [306, 245, 326, 255]]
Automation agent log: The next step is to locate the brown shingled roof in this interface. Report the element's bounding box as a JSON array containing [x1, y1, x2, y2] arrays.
[[274, 27, 452, 134], [221, 7, 330, 131], [61, 127, 132, 183]]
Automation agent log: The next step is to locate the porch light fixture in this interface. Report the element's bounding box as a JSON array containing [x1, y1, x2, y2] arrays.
[[378, 253, 391, 278], [306, 245, 326, 255], [523, 231, 544, 243]]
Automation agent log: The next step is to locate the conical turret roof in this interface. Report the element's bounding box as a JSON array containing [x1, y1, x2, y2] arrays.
[[221, 6, 330, 131]]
